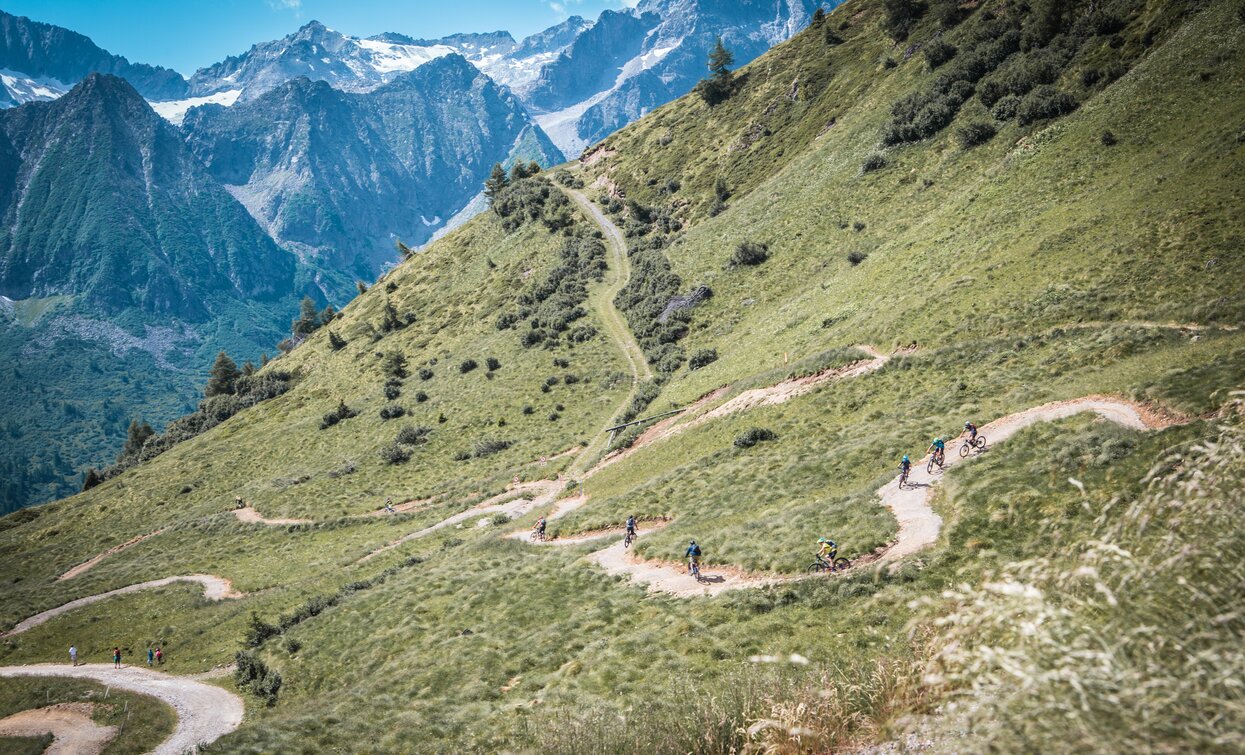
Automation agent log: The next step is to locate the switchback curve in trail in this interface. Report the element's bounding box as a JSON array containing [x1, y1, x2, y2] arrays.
[[0, 664, 243, 755], [3, 575, 242, 637], [519, 397, 1178, 596], [358, 479, 564, 563], [0, 703, 115, 755]]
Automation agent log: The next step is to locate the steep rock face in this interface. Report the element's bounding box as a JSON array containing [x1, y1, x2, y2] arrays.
[[182, 55, 562, 294], [527, 0, 842, 156], [0, 74, 293, 319], [525, 10, 663, 112], [474, 17, 593, 96], [0, 10, 187, 104]]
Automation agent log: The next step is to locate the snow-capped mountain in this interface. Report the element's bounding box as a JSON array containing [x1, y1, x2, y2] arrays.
[[0, 9, 187, 106], [181, 54, 563, 298], [525, 0, 843, 156]]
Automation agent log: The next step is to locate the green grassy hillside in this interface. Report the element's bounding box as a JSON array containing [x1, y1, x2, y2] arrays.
[[1, 0, 1243, 751]]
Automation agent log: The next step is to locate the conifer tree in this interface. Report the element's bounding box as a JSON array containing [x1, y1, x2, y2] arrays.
[[205, 351, 241, 397], [484, 163, 509, 205], [697, 37, 736, 105]]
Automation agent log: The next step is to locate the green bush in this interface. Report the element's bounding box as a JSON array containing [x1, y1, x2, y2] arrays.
[[957, 120, 997, 148], [730, 241, 770, 267], [486, 357, 501, 371], [382, 351, 407, 378], [396, 426, 431, 445], [1016, 86, 1078, 125], [882, 0, 927, 40], [991, 94, 1022, 120], [379, 442, 412, 464], [245, 612, 279, 648], [473, 438, 512, 458], [415, 391, 429, 403], [734, 427, 778, 448], [383, 384, 401, 400], [924, 40, 957, 68], [847, 251, 869, 266], [688, 349, 719, 370], [417, 367, 433, 381], [319, 400, 358, 430], [861, 153, 888, 173], [379, 404, 406, 421], [459, 359, 478, 374]]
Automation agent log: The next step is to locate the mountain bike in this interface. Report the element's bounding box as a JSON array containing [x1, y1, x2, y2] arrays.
[[530, 528, 546, 542], [927, 449, 945, 474], [959, 435, 987, 457], [689, 558, 701, 581], [624, 529, 636, 548], [897, 466, 910, 489], [806, 554, 851, 574]]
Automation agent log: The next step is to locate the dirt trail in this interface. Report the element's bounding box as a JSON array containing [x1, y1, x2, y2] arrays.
[[0, 664, 243, 754], [232, 505, 311, 526], [58, 529, 167, 581], [590, 346, 892, 475], [359, 479, 564, 562], [3, 575, 241, 637], [561, 187, 653, 478], [0, 703, 115, 755], [525, 397, 1175, 597]]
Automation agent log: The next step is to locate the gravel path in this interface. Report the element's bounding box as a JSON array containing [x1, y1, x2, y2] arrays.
[[2, 576, 241, 637], [0, 665, 243, 754]]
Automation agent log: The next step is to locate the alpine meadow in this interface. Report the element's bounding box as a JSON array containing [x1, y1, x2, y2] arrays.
[[0, 0, 1243, 752]]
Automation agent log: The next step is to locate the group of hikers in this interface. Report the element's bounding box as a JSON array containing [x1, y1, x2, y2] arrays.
[[68, 644, 162, 668]]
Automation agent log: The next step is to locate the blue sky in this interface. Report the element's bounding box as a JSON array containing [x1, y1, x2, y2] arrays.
[[3, 0, 639, 75]]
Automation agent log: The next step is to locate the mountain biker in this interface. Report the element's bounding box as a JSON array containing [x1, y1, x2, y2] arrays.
[[384, 498, 395, 514], [625, 515, 637, 537], [926, 437, 946, 465], [817, 537, 838, 564], [899, 454, 911, 475], [962, 421, 978, 443], [686, 540, 702, 573], [234, 496, 245, 510], [535, 516, 547, 539]]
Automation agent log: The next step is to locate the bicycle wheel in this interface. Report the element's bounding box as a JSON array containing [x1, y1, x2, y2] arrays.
[[959, 442, 971, 458], [927, 457, 936, 474], [833, 557, 851, 571], [807, 561, 827, 574], [975, 435, 987, 450]]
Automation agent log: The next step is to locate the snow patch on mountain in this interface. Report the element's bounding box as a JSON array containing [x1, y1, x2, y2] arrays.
[[149, 90, 242, 125], [0, 69, 69, 106]]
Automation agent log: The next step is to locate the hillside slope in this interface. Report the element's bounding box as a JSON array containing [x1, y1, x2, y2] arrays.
[[0, 0, 1243, 752]]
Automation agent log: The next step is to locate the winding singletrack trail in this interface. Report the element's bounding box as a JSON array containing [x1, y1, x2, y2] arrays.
[[359, 479, 564, 562], [0, 665, 243, 754], [561, 187, 653, 478], [521, 396, 1177, 597], [3, 576, 241, 637], [0, 703, 115, 755], [58, 529, 167, 581], [232, 505, 310, 526], [591, 345, 894, 475]]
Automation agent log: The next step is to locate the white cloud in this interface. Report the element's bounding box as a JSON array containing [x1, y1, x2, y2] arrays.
[[269, 0, 301, 9]]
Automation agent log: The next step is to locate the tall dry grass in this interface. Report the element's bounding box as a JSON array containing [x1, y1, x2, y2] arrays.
[[923, 394, 1245, 752]]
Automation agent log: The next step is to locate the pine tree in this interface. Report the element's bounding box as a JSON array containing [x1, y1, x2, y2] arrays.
[[812, 7, 826, 25], [293, 296, 320, 336], [205, 352, 241, 397], [82, 468, 102, 491], [395, 239, 415, 260], [242, 361, 257, 377], [484, 163, 509, 205], [328, 330, 347, 351], [356, 281, 369, 295], [708, 37, 734, 80], [697, 38, 736, 105]]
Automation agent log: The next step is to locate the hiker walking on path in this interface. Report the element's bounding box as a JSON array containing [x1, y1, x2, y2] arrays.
[[156, 647, 163, 665], [69, 645, 77, 666], [113, 647, 121, 669], [147, 648, 154, 666]]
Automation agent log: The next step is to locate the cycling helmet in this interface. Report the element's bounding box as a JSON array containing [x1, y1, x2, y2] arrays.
[[818, 537, 828, 544], [965, 421, 972, 428], [934, 437, 943, 443], [902, 455, 910, 462], [689, 540, 697, 545]]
